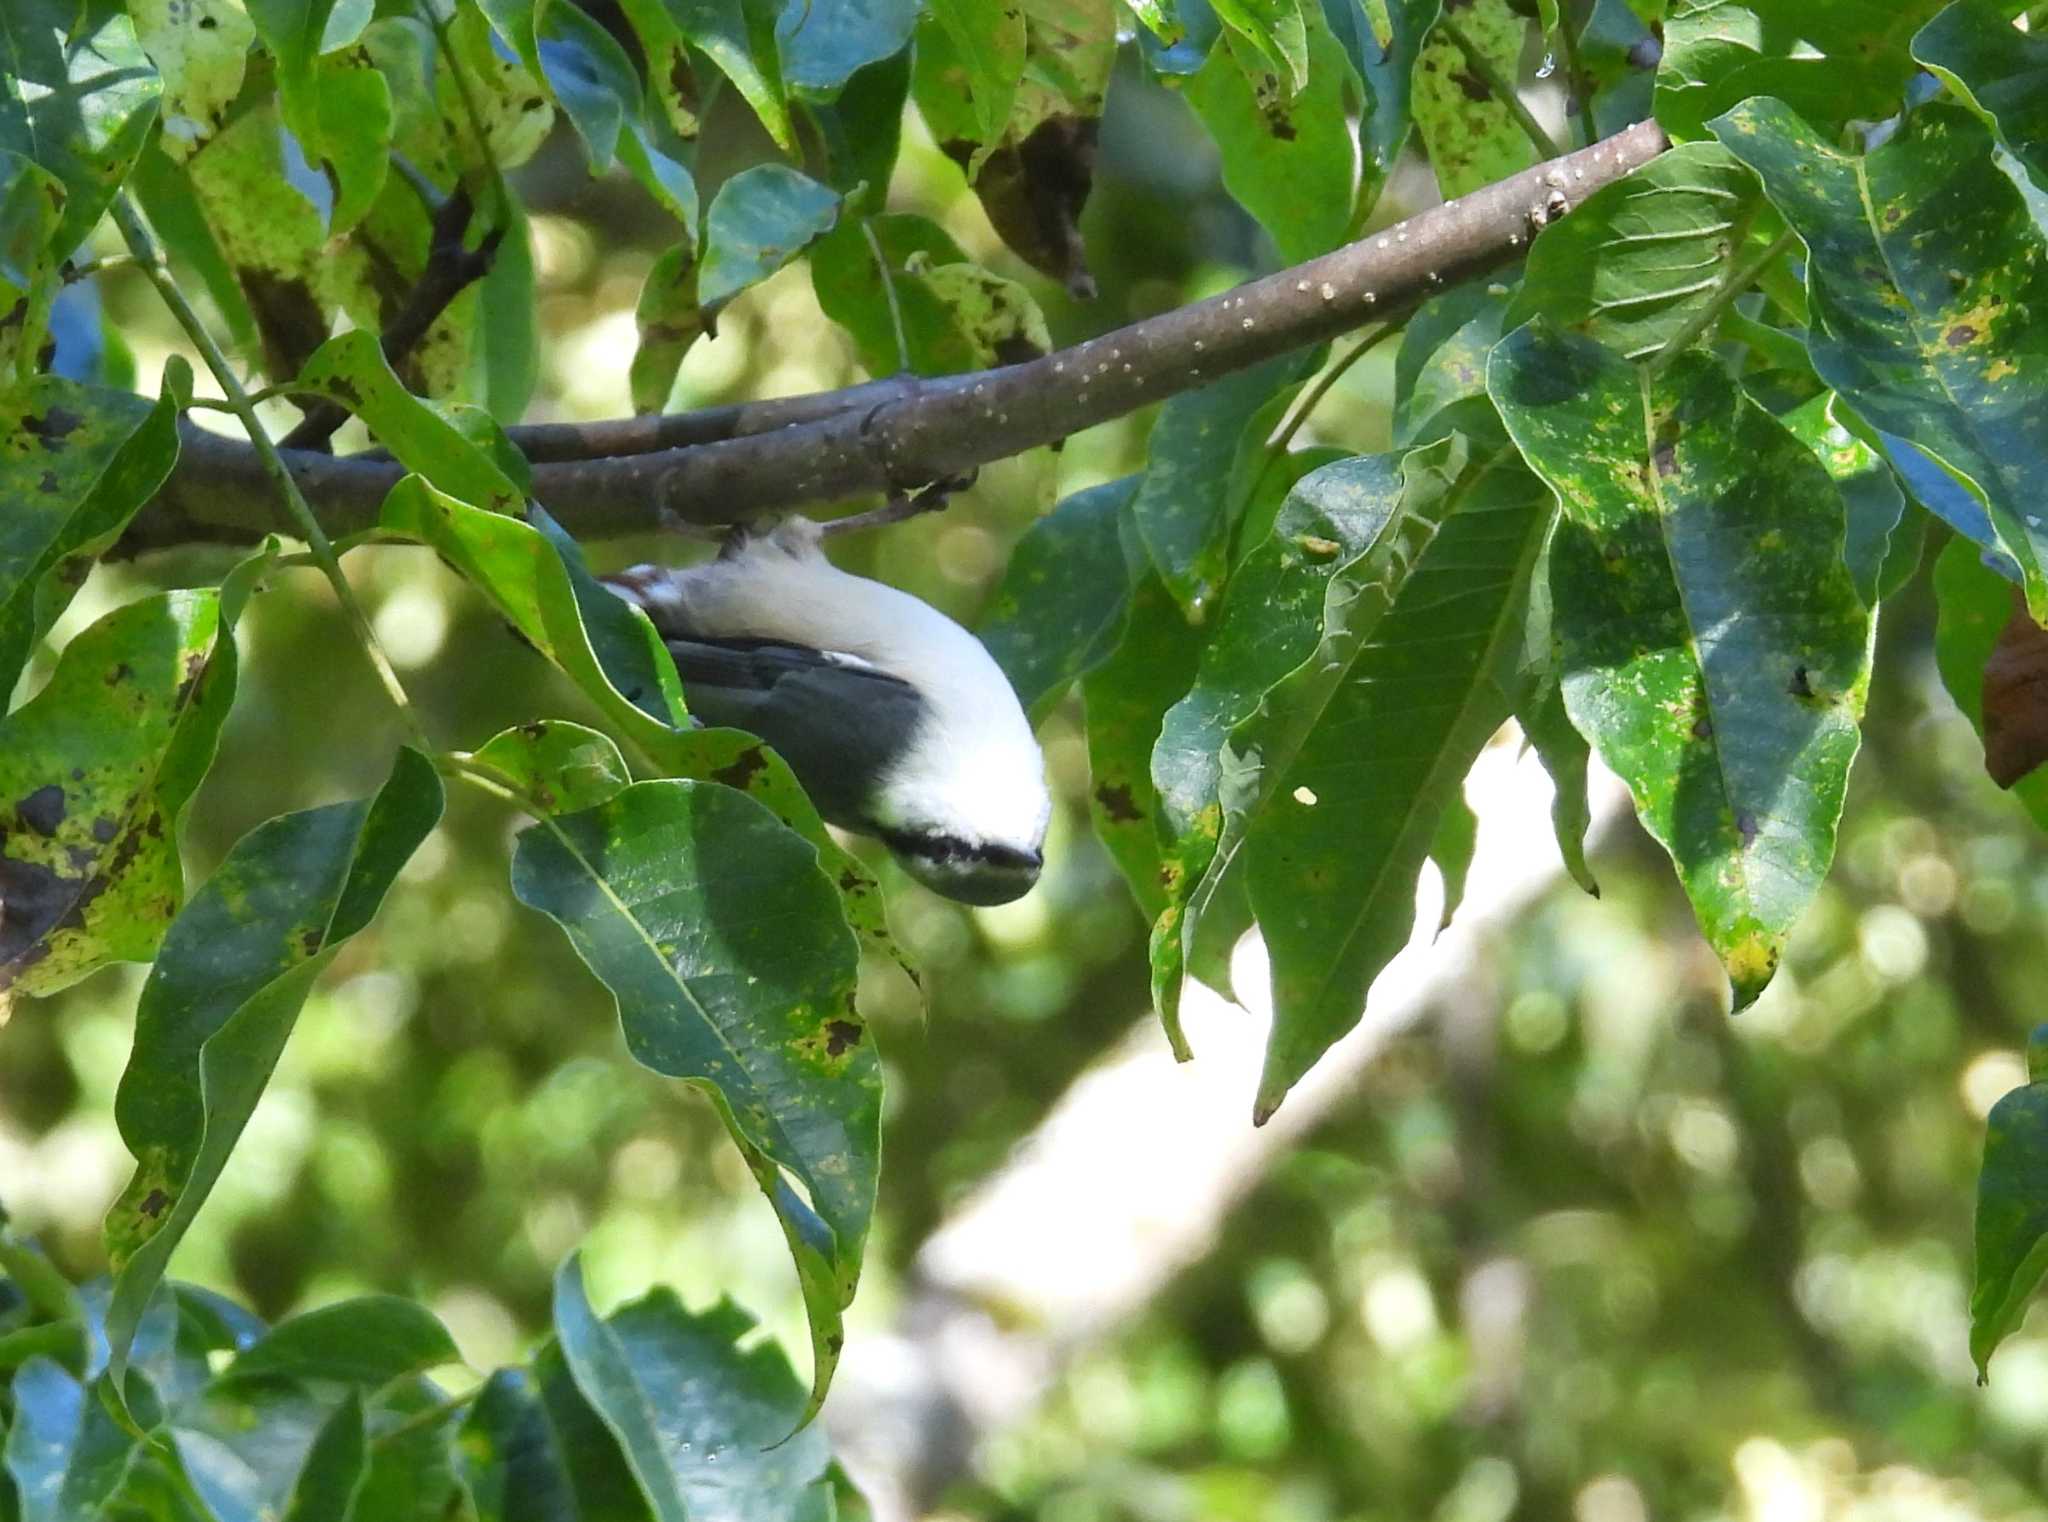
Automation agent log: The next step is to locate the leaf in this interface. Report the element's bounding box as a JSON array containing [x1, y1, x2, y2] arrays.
[[802, 49, 911, 214], [980, 475, 1139, 722], [552, 1260, 835, 1518], [280, 1390, 367, 1522], [296, 331, 524, 513], [1656, 0, 1950, 142], [456, 1370, 580, 1522], [1915, 0, 2048, 195], [0, 0, 161, 254], [699, 166, 842, 316], [1488, 323, 1871, 1009], [473, 720, 632, 816], [662, 0, 791, 151], [1429, 790, 1479, 932], [307, 57, 393, 235], [1506, 141, 1764, 360], [1129, 352, 1316, 620], [512, 786, 880, 1418], [1393, 282, 1513, 447], [629, 244, 704, 415], [1774, 392, 1906, 606], [1325, 0, 1441, 216], [1711, 99, 2048, 622], [913, 0, 1027, 178], [1242, 448, 1552, 1116], [101, 748, 444, 1390], [472, 191, 540, 424], [0, 372, 183, 697], [1972, 1025, 2048, 1379], [809, 214, 977, 377], [228, 1297, 461, 1387], [1183, 9, 1360, 264], [1518, 668, 1600, 896], [1209, 0, 1310, 90], [131, 0, 255, 163], [0, 589, 236, 1007], [0, 154, 63, 382], [1, 1361, 145, 1522], [1412, 0, 1537, 199], [1933, 537, 2048, 825], [778, 0, 921, 95]]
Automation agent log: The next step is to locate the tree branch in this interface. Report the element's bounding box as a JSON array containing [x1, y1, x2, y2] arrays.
[[126, 122, 1668, 554]]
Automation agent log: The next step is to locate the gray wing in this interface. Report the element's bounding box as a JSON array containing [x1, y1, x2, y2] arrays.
[[665, 638, 928, 828]]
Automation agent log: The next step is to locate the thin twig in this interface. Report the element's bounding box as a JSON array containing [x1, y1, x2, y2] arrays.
[[818, 471, 978, 536], [1554, 2, 1599, 150], [1265, 316, 1403, 457], [1646, 230, 1797, 375], [1437, 14, 1563, 160], [112, 195, 435, 753], [61, 253, 140, 284]]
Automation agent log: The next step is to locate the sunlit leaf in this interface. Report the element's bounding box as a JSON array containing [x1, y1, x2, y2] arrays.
[[1326, 0, 1440, 216], [629, 244, 704, 414], [1489, 322, 1870, 1009], [778, 0, 920, 95], [1712, 100, 2048, 621], [699, 165, 841, 315], [1412, 0, 1537, 198], [912, 0, 1027, 177], [1915, 0, 2048, 194], [513, 788, 879, 1417], [102, 748, 444, 1389], [473, 720, 632, 816]]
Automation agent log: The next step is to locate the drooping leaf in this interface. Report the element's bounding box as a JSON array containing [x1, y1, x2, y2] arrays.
[[0, 0, 161, 254], [0, 588, 236, 1007], [1429, 788, 1479, 932], [512, 786, 879, 1417], [1489, 322, 1871, 1009], [1, 1361, 149, 1522], [0, 155, 63, 381], [1656, 0, 1950, 142], [699, 165, 841, 315], [279, 1390, 367, 1522], [1518, 663, 1600, 897], [617, 0, 792, 151], [455, 1370, 581, 1522], [1129, 351, 1317, 620], [1506, 141, 1764, 361], [0, 371, 184, 697], [131, 0, 255, 163], [802, 49, 911, 215], [1712, 100, 2048, 621], [228, 1297, 461, 1388], [629, 244, 705, 415], [1933, 536, 2048, 825], [912, 0, 1028, 178], [296, 330, 524, 513], [1325, 0, 1440, 217], [472, 190, 540, 424], [1183, 8, 1360, 264], [809, 213, 977, 377], [980, 475, 1139, 723], [1241, 447, 1552, 1116], [1971, 1024, 2048, 1379], [1412, 0, 1537, 198], [552, 1259, 836, 1518], [1915, 0, 2048, 195], [101, 748, 445, 1389], [473, 720, 632, 816]]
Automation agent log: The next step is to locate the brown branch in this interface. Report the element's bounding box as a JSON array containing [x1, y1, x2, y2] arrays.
[[128, 121, 1668, 554]]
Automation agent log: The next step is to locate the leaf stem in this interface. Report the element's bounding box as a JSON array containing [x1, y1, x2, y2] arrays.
[[111, 195, 435, 754], [861, 220, 915, 376], [1266, 311, 1410, 457], [1554, 3, 1599, 150], [371, 1386, 478, 1449], [1437, 15, 1563, 161], [1646, 230, 1797, 375]]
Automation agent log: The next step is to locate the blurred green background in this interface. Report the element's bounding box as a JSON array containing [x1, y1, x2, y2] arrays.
[[7, 52, 2048, 1522]]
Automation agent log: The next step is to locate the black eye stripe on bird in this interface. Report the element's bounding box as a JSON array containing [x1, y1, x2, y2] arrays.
[[603, 516, 1051, 907]]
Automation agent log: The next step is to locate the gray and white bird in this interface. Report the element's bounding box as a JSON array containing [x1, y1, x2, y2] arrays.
[[605, 517, 1051, 906]]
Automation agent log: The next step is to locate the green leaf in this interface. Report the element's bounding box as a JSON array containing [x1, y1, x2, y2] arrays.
[[132, 0, 255, 163], [802, 50, 911, 214], [1656, 0, 1950, 142], [0, 589, 236, 1007], [1711, 99, 2048, 621], [1183, 9, 1359, 264], [1971, 1025, 2048, 1379], [810, 214, 976, 377], [1915, 0, 2048, 195], [1489, 323, 1871, 1009], [0, 373, 183, 697], [308, 58, 393, 235], [0, 155, 63, 382], [1393, 283, 1513, 448], [778, 0, 919, 95], [1241, 447, 1551, 1116], [128, 140, 258, 357], [2, 1362, 145, 1522], [1412, 0, 1537, 198], [1209, 0, 1309, 90], [512, 787, 880, 1418], [654, 0, 791, 150], [472, 191, 540, 424], [229, 1297, 461, 1387], [280, 1390, 367, 1522], [0, 0, 161, 254], [1129, 352, 1316, 620], [913, 0, 1027, 177], [473, 720, 632, 816], [1518, 666, 1600, 896], [456, 1370, 580, 1522], [552, 1259, 835, 1517], [1775, 391, 1906, 606], [101, 748, 444, 1391], [1428, 790, 1479, 932], [699, 166, 841, 315], [981, 475, 1139, 723], [629, 244, 705, 415], [1326, 0, 1440, 215], [1506, 141, 1764, 360], [296, 331, 524, 513], [1932, 536, 2048, 828]]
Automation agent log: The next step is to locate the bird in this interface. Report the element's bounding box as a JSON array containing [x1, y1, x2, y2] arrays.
[[603, 517, 1051, 906]]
